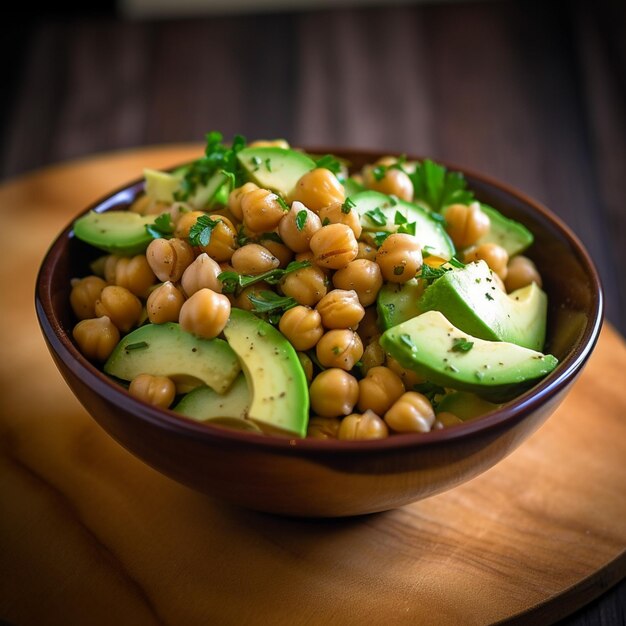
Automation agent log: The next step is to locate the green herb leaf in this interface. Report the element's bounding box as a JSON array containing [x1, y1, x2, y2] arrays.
[[364, 207, 387, 227], [418, 264, 450, 284], [451, 337, 474, 353], [315, 154, 343, 176], [265, 158, 272, 172], [218, 260, 311, 294], [409, 159, 474, 212], [449, 256, 466, 268], [145, 213, 174, 239], [394, 211, 408, 225], [248, 290, 298, 315], [372, 231, 391, 246], [276, 195, 290, 211], [341, 197, 356, 214], [295, 210, 308, 231], [372, 165, 387, 181], [189, 215, 222, 247], [397, 221, 416, 236], [322, 217, 330, 226], [413, 381, 446, 405], [485, 292, 494, 301]]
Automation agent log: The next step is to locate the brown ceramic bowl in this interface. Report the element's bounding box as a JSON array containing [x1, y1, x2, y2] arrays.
[[35, 149, 603, 517]]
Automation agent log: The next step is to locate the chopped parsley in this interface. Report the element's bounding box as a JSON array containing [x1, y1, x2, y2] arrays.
[[248, 290, 297, 319], [188, 215, 222, 247], [145, 213, 174, 239], [372, 231, 391, 246], [218, 260, 310, 295], [295, 209, 308, 231], [409, 159, 474, 212], [485, 292, 494, 301], [341, 197, 356, 214], [276, 195, 289, 211], [394, 211, 408, 225], [322, 217, 331, 226], [451, 337, 474, 353], [364, 207, 387, 227], [397, 221, 416, 236], [315, 154, 343, 176], [418, 264, 450, 284], [265, 158, 272, 172]]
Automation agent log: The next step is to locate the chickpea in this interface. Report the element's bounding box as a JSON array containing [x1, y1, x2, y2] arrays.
[[146, 237, 194, 283], [240, 188, 287, 233], [94, 285, 142, 332], [174, 210, 206, 239], [104, 254, 156, 298], [356, 241, 377, 261], [146, 281, 185, 324], [258, 237, 294, 268], [297, 352, 314, 382], [129, 374, 176, 409], [385, 355, 425, 388], [338, 410, 389, 441], [309, 223, 358, 270], [332, 259, 383, 307], [363, 166, 413, 201], [70, 275, 107, 320], [505, 255, 542, 292], [309, 368, 359, 417], [89, 255, 108, 278], [129, 194, 151, 215], [231, 243, 279, 275], [291, 168, 345, 213], [307, 416, 341, 439], [73, 316, 120, 362], [315, 289, 365, 329], [179, 288, 230, 339], [384, 391, 435, 433], [228, 182, 259, 221], [181, 253, 222, 297], [464, 243, 509, 280], [361, 339, 386, 374], [375, 233, 422, 283], [197, 214, 237, 262], [278, 201, 322, 253], [280, 264, 328, 306], [358, 366, 404, 414], [278, 305, 324, 351], [432, 411, 463, 430], [444, 202, 490, 248], [317, 201, 362, 239], [316, 329, 363, 370], [232, 282, 270, 311], [356, 306, 381, 345]]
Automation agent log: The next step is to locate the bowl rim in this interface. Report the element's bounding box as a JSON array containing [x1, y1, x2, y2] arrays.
[[35, 147, 604, 455]]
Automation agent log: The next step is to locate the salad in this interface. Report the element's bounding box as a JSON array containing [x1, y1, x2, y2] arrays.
[[69, 132, 557, 440]]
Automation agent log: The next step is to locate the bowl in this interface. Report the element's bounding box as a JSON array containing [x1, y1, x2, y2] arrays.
[[35, 149, 603, 517]]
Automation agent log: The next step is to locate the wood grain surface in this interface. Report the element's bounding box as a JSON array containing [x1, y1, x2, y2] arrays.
[[0, 147, 625, 625]]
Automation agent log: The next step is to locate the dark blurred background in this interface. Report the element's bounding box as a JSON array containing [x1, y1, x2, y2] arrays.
[[1, 0, 624, 619]]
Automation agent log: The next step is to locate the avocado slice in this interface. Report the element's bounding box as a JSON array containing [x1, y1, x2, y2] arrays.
[[237, 147, 316, 199], [104, 323, 241, 394], [73, 210, 155, 256], [419, 260, 547, 351], [222, 309, 309, 437], [349, 191, 455, 260], [475, 203, 533, 256], [377, 279, 425, 330], [144, 168, 182, 203], [174, 373, 252, 423], [436, 391, 502, 421], [380, 311, 558, 402]]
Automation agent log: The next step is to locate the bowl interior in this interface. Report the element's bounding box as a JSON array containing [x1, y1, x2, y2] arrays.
[[36, 149, 603, 453]]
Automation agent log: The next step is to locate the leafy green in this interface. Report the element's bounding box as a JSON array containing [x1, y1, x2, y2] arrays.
[[295, 210, 308, 231], [248, 291, 298, 323], [409, 159, 474, 212], [218, 260, 311, 295], [175, 131, 246, 201], [341, 197, 356, 214], [451, 337, 474, 353], [315, 154, 343, 176], [188, 215, 222, 247], [145, 213, 174, 239], [364, 207, 387, 227]]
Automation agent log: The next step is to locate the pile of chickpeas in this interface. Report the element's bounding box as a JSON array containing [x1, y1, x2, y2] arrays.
[[70, 142, 543, 440]]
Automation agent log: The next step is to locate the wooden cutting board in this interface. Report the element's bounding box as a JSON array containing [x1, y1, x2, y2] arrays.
[[1, 146, 624, 626]]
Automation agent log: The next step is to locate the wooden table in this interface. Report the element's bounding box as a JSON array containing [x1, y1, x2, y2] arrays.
[[1, 146, 625, 625]]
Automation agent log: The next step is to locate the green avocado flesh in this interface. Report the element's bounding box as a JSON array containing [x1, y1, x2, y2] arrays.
[[174, 373, 254, 427], [222, 308, 309, 437], [436, 391, 502, 421], [475, 203, 534, 256], [237, 147, 316, 199], [73, 211, 155, 256], [377, 279, 424, 330], [419, 260, 548, 351], [144, 168, 181, 203], [104, 323, 241, 394], [380, 311, 558, 402], [349, 190, 455, 260]]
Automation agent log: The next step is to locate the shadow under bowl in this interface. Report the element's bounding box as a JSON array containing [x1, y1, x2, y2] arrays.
[[35, 149, 603, 517]]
